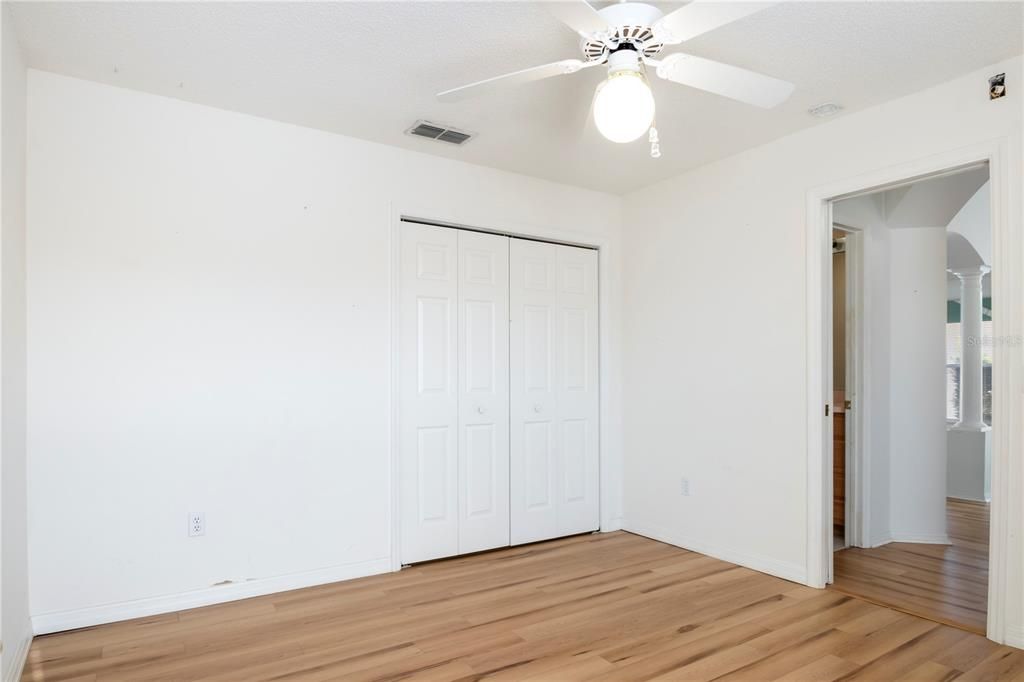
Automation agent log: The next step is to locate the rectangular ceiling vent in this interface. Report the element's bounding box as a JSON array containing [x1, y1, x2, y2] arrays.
[[406, 120, 474, 146]]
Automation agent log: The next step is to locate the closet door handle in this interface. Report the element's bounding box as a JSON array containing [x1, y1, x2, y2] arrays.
[[476, 406, 486, 415], [533, 404, 543, 413]]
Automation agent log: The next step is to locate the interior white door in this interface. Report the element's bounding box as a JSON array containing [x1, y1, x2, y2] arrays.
[[399, 223, 459, 564], [553, 243, 600, 537], [510, 239, 599, 544], [457, 230, 510, 554]]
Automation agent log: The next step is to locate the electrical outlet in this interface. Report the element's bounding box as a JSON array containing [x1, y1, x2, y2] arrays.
[[680, 478, 690, 497], [189, 512, 205, 537]]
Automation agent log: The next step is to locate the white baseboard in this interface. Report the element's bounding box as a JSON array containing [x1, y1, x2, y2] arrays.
[[864, 535, 893, 548], [947, 495, 991, 504], [622, 520, 807, 585], [889, 531, 952, 545], [600, 518, 623, 533], [2, 632, 32, 682], [1005, 624, 1024, 650], [32, 556, 391, 635]]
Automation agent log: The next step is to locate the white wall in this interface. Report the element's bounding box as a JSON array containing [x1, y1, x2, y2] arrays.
[[25, 71, 623, 630], [948, 429, 991, 502], [888, 227, 948, 543], [0, 5, 32, 680], [621, 57, 1022, 641], [948, 181, 992, 267]]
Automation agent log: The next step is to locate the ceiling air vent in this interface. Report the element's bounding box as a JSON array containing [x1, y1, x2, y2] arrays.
[[406, 120, 474, 146], [808, 102, 843, 118]]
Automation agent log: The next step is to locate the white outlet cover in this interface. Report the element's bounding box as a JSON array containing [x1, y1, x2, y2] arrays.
[[189, 512, 205, 537]]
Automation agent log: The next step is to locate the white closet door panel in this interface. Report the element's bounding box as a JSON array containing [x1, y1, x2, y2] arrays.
[[554, 244, 600, 536], [510, 240, 559, 544], [458, 231, 510, 554], [400, 223, 459, 564], [511, 240, 599, 545]]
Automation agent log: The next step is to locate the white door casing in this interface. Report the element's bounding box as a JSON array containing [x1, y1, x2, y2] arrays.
[[510, 240, 599, 544], [806, 143, 1015, 647], [399, 223, 459, 564], [843, 229, 865, 550], [457, 230, 510, 554]]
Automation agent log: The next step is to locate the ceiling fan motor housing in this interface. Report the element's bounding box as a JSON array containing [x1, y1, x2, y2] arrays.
[[606, 49, 643, 75], [598, 2, 663, 29], [581, 2, 666, 63]]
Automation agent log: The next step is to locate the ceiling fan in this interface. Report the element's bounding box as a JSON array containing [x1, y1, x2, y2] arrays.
[[437, 1, 794, 153]]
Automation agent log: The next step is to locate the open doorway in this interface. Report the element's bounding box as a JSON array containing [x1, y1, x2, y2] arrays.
[[830, 225, 859, 554], [825, 164, 992, 635]]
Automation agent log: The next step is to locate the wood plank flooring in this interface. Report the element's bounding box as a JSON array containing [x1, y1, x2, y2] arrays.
[[831, 498, 989, 635], [24, 530, 1021, 681]]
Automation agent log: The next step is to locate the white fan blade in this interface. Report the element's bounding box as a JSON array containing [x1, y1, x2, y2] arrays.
[[438, 59, 591, 103], [545, 0, 609, 36], [656, 53, 794, 108], [654, 2, 778, 44]]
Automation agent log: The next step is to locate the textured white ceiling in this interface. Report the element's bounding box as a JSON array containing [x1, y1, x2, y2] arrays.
[[9, 1, 1023, 194]]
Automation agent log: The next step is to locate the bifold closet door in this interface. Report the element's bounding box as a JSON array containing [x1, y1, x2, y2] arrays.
[[456, 230, 510, 555], [400, 223, 459, 564], [510, 239, 599, 545], [399, 222, 509, 564]]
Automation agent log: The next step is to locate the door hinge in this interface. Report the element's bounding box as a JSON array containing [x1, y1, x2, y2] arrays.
[[825, 404, 830, 417]]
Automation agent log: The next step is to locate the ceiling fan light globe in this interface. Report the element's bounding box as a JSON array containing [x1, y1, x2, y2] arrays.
[[593, 71, 655, 144]]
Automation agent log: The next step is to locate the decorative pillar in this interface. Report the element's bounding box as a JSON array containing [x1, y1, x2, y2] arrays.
[[951, 265, 990, 431]]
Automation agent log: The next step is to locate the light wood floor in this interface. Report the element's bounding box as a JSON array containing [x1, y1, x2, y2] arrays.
[[24, 531, 1022, 681], [831, 498, 989, 635]]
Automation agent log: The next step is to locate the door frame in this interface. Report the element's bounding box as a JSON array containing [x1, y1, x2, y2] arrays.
[[829, 224, 866, 559], [388, 204, 619, 571], [805, 138, 1017, 644]]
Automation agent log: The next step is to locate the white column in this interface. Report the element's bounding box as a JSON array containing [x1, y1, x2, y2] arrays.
[[951, 265, 990, 431]]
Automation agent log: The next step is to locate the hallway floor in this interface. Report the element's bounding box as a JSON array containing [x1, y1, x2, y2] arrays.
[[831, 498, 989, 634]]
